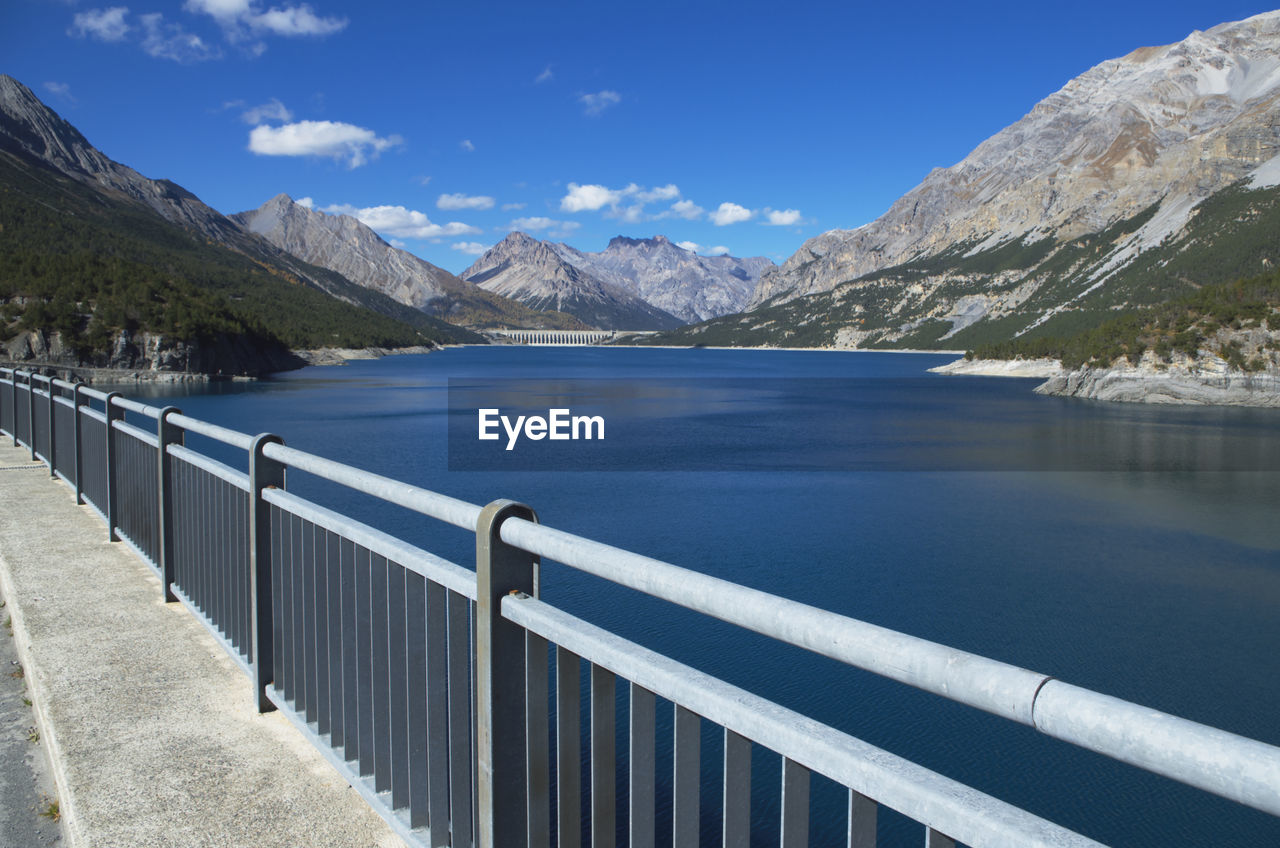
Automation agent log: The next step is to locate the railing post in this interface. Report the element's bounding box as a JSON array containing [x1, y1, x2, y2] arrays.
[[104, 391, 123, 542], [249, 433, 285, 714], [72, 384, 85, 504], [26, 373, 36, 462], [157, 407, 183, 604], [46, 377, 56, 478], [8, 370, 16, 446], [476, 499, 539, 848]]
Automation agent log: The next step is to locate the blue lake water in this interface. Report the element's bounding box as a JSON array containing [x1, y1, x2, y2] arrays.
[[133, 346, 1280, 847]]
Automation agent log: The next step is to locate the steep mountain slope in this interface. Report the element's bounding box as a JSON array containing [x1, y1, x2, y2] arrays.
[[234, 195, 584, 330], [462, 233, 684, 330], [682, 12, 1280, 349], [557, 236, 772, 323], [0, 75, 471, 374]]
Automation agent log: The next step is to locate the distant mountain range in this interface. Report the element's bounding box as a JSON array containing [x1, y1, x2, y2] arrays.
[[233, 195, 585, 330], [462, 232, 772, 329], [659, 11, 1280, 350]]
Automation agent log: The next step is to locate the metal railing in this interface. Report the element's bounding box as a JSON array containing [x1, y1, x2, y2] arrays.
[[0, 365, 1277, 848]]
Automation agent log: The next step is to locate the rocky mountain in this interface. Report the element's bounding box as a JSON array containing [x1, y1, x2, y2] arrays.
[[234, 195, 584, 330], [462, 233, 684, 330], [674, 11, 1280, 350], [557, 236, 772, 323], [0, 75, 472, 376]]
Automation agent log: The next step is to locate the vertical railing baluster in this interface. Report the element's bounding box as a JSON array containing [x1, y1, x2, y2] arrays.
[[672, 706, 700, 848], [449, 589, 475, 847], [46, 377, 56, 477], [355, 545, 375, 778], [722, 730, 751, 848], [925, 828, 955, 848], [72, 384, 84, 502], [389, 563, 409, 810], [629, 684, 656, 848], [249, 434, 283, 712], [371, 554, 391, 792], [780, 758, 809, 848], [527, 632, 551, 848], [26, 373, 36, 461], [104, 392, 122, 541], [475, 499, 539, 848], [325, 530, 343, 741], [405, 571, 428, 829], [7, 370, 16, 447], [341, 539, 360, 765], [591, 664, 616, 848], [847, 789, 876, 848], [424, 581, 449, 836], [557, 647, 582, 848], [305, 525, 322, 726], [158, 408, 183, 604]]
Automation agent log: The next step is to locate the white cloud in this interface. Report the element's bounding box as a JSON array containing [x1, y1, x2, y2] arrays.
[[438, 193, 495, 211], [248, 120, 402, 168], [240, 98, 292, 124], [535, 66, 553, 84], [295, 196, 314, 208], [139, 13, 220, 62], [459, 139, 475, 153], [561, 183, 622, 212], [452, 241, 490, 255], [669, 199, 704, 220], [501, 202, 526, 211], [69, 7, 131, 41], [707, 246, 730, 255], [634, 183, 680, 203], [324, 203, 481, 240], [763, 208, 802, 226], [579, 90, 621, 116], [184, 0, 346, 38], [250, 4, 346, 35], [611, 204, 646, 224], [511, 216, 558, 231], [415, 175, 432, 186], [42, 82, 75, 102], [676, 241, 699, 252], [710, 202, 754, 226]]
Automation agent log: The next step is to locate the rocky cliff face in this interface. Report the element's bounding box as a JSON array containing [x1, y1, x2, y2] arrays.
[[233, 196, 581, 330], [4, 329, 302, 379], [558, 236, 772, 323], [462, 233, 684, 330], [730, 11, 1280, 350]]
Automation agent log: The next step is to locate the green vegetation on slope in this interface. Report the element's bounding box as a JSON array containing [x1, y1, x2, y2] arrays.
[[0, 152, 474, 359], [969, 270, 1280, 370]]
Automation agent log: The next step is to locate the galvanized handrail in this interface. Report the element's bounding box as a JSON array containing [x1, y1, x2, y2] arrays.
[[495, 515, 1280, 818], [503, 593, 1106, 848], [168, 412, 255, 450]]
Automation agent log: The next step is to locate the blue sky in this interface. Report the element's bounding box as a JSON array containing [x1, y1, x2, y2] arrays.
[[4, 1, 1276, 274]]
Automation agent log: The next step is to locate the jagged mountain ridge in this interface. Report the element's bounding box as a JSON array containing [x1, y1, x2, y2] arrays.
[[462, 233, 684, 330], [557, 236, 773, 323], [728, 11, 1280, 349], [233, 196, 585, 330]]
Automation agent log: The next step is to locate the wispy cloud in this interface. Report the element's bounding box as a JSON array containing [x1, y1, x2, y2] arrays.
[[295, 196, 315, 208], [676, 241, 700, 252], [324, 203, 481, 240], [452, 241, 490, 255], [459, 139, 475, 153], [239, 97, 292, 124], [184, 0, 346, 39], [561, 183, 622, 212], [501, 202, 526, 211], [669, 199, 704, 220], [511, 217, 580, 237], [248, 120, 402, 167], [42, 82, 76, 103], [579, 90, 621, 116], [535, 66, 553, 84], [68, 7, 131, 42], [139, 13, 220, 62], [710, 202, 754, 226], [438, 192, 494, 211]]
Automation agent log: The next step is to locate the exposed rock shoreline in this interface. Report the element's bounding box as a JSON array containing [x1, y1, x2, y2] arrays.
[[935, 356, 1280, 407]]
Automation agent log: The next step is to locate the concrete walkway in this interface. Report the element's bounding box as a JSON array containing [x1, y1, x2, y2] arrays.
[[0, 442, 402, 848]]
